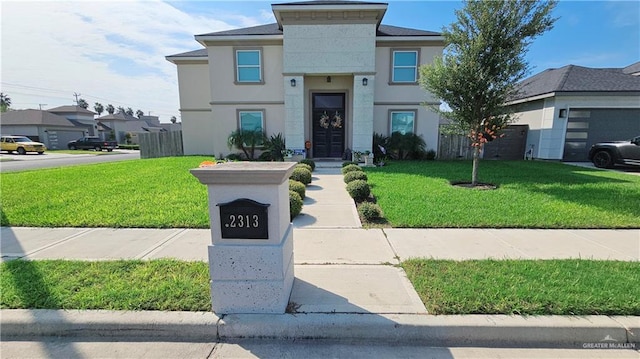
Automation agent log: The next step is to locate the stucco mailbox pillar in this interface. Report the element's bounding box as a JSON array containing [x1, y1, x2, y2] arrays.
[[190, 162, 296, 314]]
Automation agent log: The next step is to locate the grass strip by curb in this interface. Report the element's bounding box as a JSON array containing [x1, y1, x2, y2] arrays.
[[402, 259, 640, 315], [0, 260, 211, 311], [2, 259, 638, 315]]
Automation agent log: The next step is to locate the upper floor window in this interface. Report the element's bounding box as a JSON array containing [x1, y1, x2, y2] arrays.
[[392, 50, 418, 83], [235, 49, 263, 84], [390, 110, 416, 135]]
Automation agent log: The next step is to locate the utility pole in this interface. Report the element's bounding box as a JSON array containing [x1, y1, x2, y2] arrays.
[[73, 92, 81, 104]]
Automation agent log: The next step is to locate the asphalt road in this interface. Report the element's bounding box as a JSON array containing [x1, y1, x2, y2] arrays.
[[2, 338, 638, 359], [0, 150, 140, 172]]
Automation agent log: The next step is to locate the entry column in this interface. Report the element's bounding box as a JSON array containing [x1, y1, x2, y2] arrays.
[[191, 162, 296, 314]]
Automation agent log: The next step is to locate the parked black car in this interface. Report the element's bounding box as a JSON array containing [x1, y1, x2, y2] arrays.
[[588, 136, 640, 168], [67, 137, 118, 152]]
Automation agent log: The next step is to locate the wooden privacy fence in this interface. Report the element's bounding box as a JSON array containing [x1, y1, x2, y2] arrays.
[[438, 130, 473, 160], [138, 131, 184, 159], [437, 125, 529, 160]]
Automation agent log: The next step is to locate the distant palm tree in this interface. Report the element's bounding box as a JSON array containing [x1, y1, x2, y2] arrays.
[[0, 92, 11, 112], [94, 102, 104, 116], [136, 109, 144, 118], [106, 104, 115, 114], [77, 98, 89, 109], [125, 107, 134, 116]]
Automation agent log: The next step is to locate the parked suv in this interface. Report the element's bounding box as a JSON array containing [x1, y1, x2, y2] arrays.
[[588, 136, 640, 168], [1, 135, 46, 154]]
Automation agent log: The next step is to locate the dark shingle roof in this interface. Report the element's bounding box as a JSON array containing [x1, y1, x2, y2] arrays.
[[0, 109, 77, 127], [274, 1, 386, 5], [97, 113, 138, 121], [377, 24, 440, 36], [167, 48, 208, 58], [48, 105, 96, 115], [623, 61, 640, 75], [514, 64, 640, 101], [197, 23, 282, 37], [197, 22, 439, 37]]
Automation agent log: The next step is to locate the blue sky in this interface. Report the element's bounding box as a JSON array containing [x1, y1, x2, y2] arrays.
[[2, 1, 638, 122]]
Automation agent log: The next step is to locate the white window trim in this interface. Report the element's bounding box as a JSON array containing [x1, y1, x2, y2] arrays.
[[234, 48, 264, 85], [390, 49, 420, 85]]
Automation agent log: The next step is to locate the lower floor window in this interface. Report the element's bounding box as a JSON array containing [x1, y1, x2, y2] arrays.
[[238, 110, 265, 146], [390, 110, 416, 135]]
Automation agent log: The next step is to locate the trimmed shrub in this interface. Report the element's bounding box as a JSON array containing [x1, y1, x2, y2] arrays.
[[342, 161, 359, 167], [117, 144, 139, 150], [289, 190, 303, 220], [358, 202, 383, 221], [289, 180, 306, 200], [290, 167, 312, 185], [296, 163, 313, 173], [346, 180, 370, 202], [341, 164, 363, 175], [344, 171, 368, 183], [299, 159, 316, 171]]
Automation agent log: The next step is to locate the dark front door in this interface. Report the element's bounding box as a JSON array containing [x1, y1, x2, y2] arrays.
[[312, 93, 345, 158]]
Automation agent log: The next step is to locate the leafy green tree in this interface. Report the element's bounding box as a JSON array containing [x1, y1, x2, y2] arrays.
[[170, 116, 177, 124], [94, 102, 104, 116], [0, 92, 11, 112], [106, 104, 115, 114], [136, 109, 144, 118], [77, 98, 89, 109], [125, 107, 134, 116], [420, 0, 557, 185], [117, 106, 126, 114]]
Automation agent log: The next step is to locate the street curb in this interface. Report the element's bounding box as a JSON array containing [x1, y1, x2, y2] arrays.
[[1, 310, 638, 348]]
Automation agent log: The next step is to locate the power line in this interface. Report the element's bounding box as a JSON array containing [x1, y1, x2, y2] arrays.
[[1, 81, 179, 118]]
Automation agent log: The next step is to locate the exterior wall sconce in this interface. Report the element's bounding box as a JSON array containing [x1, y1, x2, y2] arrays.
[[326, 76, 331, 83], [559, 109, 567, 118], [362, 78, 368, 86], [290, 79, 296, 87]]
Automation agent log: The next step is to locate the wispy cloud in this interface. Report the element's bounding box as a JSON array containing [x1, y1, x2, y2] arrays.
[[1, 0, 265, 119]]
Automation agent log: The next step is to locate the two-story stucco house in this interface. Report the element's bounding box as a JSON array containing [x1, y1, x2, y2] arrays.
[[167, 0, 444, 158]]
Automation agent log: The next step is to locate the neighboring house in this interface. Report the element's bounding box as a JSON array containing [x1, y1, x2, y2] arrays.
[[166, 0, 444, 157], [48, 105, 98, 137], [0, 109, 86, 149], [508, 62, 640, 161], [96, 113, 169, 144]]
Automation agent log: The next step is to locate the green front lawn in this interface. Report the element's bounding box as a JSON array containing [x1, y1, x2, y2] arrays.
[[366, 161, 640, 228], [1, 157, 211, 228], [1, 158, 638, 228]]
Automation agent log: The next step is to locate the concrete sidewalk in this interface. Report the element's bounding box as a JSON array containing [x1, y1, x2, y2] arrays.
[[1, 165, 639, 348]]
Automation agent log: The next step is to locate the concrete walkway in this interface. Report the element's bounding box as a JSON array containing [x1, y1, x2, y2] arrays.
[[1, 164, 639, 348]]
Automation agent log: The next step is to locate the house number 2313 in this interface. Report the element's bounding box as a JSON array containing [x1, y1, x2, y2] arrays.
[[226, 214, 259, 228]]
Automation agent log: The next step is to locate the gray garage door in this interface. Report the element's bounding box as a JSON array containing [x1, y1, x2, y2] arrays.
[[46, 130, 85, 150], [563, 108, 640, 161]]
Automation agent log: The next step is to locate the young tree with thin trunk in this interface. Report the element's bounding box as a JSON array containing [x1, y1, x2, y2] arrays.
[[106, 104, 115, 114], [420, 0, 557, 186]]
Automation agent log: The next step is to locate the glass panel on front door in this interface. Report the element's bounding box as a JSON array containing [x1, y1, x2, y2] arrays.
[[312, 93, 345, 158]]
